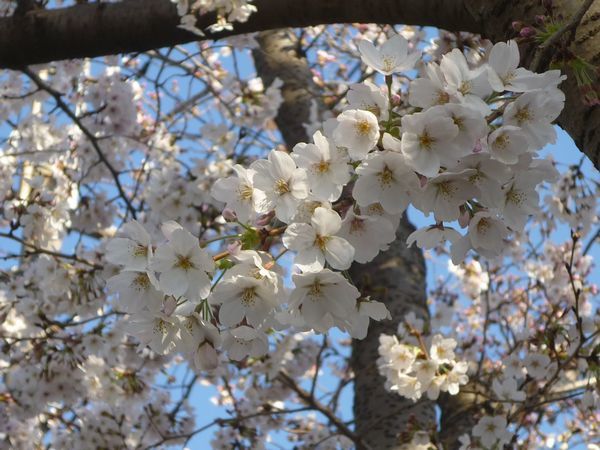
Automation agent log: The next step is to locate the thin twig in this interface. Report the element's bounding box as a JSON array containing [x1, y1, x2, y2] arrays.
[[530, 0, 596, 72], [278, 371, 372, 450], [0, 232, 101, 268], [22, 67, 138, 218]]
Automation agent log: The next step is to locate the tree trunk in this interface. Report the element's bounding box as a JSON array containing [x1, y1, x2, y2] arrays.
[[350, 215, 434, 450], [252, 29, 325, 149], [251, 29, 435, 449]]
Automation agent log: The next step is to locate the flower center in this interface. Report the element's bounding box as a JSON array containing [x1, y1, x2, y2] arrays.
[[239, 184, 253, 200], [314, 234, 330, 250], [436, 90, 450, 105], [355, 119, 373, 136], [485, 423, 497, 433], [153, 319, 169, 336], [459, 80, 472, 95], [313, 160, 330, 174], [133, 244, 148, 257], [241, 287, 256, 306], [308, 279, 322, 298], [502, 70, 516, 84], [468, 171, 483, 184], [494, 133, 509, 150], [507, 188, 525, 205], [382, 56, 395, 72], [175, 254, 195, 271], [132, 273, 151, 291], [476, 218, 490, 235], [378, 165, 394, 187], [452, 115, 464, 130], [350, 218, 366, 234], [436, 181, 456, 198], [274, 178, 291, 195], [418, 131, 435, 150], [514, 106, 532, 125]]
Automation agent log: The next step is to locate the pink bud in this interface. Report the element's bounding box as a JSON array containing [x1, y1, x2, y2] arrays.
[[221, 208, 237, 222], [255, 211, 275, 227], [162, 296, 178, 316], [195, 342, 219, 371], [458, 208, 470, 228], [227, 240, 242, 256], [512, 21, 524, 32], [520, 27, 537, 38]]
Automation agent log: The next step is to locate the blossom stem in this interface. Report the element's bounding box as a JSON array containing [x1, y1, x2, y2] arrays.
[[200, 234, 242, 247]]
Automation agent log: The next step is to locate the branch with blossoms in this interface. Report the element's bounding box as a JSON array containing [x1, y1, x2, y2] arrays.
[[422, 167, 600, 448], [105, 32, 567, 373], [1, 21, 599, 450]]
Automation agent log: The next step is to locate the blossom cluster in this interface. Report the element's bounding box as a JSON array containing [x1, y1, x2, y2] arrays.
[[107, 217, 390, 367], [214, 36, 565, 265], [106, 34, 567, 389], [377, 332, 469, 402], [171, 0, 257, 35]]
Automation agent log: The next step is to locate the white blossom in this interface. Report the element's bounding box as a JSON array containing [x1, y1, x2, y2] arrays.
[[358, 34, 420, 75], [151, 223, 214, 300], [251, 149, 309, 223], [282, 207, 355, 271]]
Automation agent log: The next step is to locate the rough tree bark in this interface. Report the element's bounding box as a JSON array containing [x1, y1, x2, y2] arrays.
[[2, 0, 599, 169], [349, 216, 433, 450], [251, 29, 434, 449], [252, 30, 324, 150]]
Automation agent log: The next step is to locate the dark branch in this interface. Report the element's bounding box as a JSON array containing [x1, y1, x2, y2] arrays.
[[0, 0, 477, 69]]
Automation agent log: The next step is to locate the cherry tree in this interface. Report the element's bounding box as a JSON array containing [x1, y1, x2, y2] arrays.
[[0, 1, 599, 449]]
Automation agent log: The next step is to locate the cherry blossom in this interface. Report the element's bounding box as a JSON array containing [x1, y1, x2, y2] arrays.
[[1, 24, 595, 450], [282, 206, 354, 271], [151, 224, 214, 300], [332, 109, 380, 160], [251, 149, 309, 222], [400, 106, 460, 176], [288, 269, 360, 333], [353, 147, 419, 214], [291, 130, 350, 201], [357, 33, 420, 75]]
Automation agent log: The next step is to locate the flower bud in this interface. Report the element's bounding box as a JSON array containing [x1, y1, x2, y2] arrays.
[[458, 208, 471, 228], [162, 296, 178, 316], [227, 240, 242, 256], [221, 208, 237, 222], [520, 27, 537, 38], [194, 342, 219, 371], [255, 211, 275, 227]]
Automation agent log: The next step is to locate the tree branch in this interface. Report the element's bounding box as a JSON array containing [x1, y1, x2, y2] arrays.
[[278, 371, 369, 449], [22, 67, 138, 219], [530, 0, 597, 72], [0, 0, 477, 69]]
